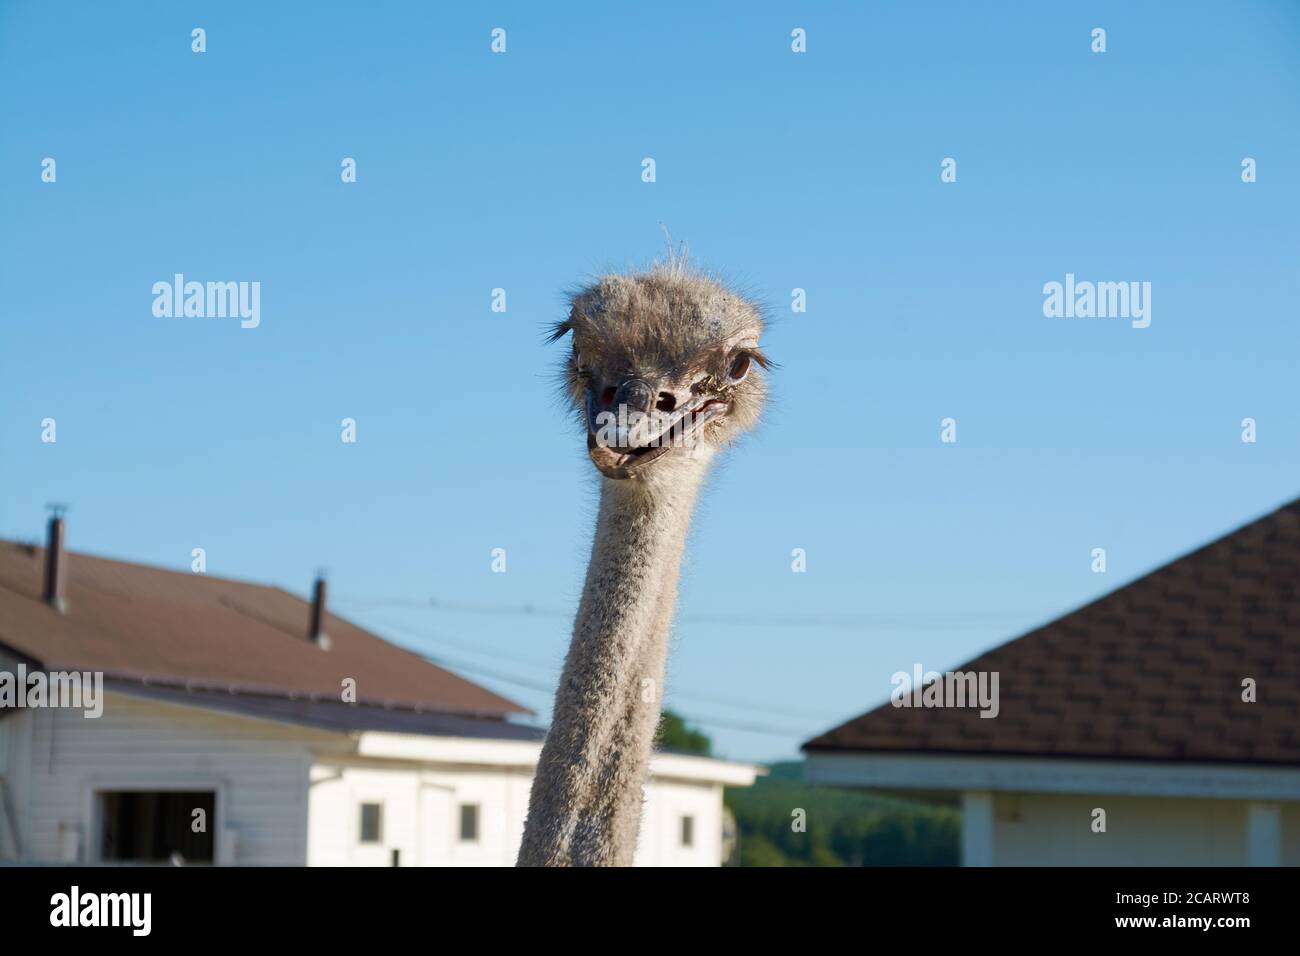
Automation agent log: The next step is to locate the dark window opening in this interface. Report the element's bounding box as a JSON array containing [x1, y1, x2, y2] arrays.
[[99, 791, 215, 864], [359, 803, 382, 844], [459, 803, 480, 842], [680, 815, 695, 848]]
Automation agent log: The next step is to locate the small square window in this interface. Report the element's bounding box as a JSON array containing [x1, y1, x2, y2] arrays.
[[459, 803, 480, 842], [680, 815, 694, 848], [359, 803, 382, 844]]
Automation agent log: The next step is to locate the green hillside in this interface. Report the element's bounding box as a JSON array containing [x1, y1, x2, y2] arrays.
[[724, 760, 960, 866]]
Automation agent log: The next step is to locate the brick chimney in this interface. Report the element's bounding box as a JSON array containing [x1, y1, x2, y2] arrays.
[[43, 508, 68, 613], [309, 575, 330, 649]]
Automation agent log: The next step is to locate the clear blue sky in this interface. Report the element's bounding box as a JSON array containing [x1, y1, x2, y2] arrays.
[[2, 2, 1297, 761]]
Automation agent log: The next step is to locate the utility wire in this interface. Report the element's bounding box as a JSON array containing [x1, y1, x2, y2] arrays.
[[365, 612, 841, 724], [336, 594, 1050, 631], [378, 624, 825, 739], [413, 645, 817, 739], [368, 613, 557, 670]]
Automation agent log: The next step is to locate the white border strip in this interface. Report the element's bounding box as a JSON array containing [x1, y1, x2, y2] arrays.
[[805, 751, 1300, 800]]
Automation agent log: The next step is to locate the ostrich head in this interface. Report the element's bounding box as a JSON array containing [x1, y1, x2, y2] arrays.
[[551, 267, 770, 481]]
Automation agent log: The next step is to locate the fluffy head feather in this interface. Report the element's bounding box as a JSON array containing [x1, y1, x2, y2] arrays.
[[550, 266, 771, 479]]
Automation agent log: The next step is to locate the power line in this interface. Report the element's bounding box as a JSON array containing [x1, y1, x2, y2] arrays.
[[336, 593, 1051, 632], [373, 619, 826, 739], [366, 613, 839, 724], [368, 613, 558, 671], [411, 646, 816, 739]]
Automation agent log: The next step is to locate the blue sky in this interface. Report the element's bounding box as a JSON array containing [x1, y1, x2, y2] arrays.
[[2, 1, 1298, 761]]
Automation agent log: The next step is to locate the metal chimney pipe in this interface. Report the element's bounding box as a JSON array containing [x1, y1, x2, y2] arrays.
[[44, 512, 67, 613], [309, 576, 330, 649]]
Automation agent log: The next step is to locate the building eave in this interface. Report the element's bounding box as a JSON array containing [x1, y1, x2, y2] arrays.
[[804, 751, 1300, 802], [355, 732, 764, 786]]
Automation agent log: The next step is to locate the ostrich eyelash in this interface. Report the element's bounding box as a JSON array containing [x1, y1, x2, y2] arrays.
[[715, 348, 774, 380]]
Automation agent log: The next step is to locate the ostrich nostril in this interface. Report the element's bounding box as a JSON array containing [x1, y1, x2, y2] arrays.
[[655, 392, 676, 412]]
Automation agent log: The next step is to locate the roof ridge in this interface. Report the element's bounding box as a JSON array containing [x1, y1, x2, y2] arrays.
[[0, 538, 529, 718], [934, 493, 1300, 677], [803, 493, 1300, 764], [101, 672, 519, 720], [0, 538, 287, 594]]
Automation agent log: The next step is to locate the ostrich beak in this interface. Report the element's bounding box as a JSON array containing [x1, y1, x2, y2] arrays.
[[583, 389, 729, 480], [585, 390, 673, 478], [587, 431, 674, 479]]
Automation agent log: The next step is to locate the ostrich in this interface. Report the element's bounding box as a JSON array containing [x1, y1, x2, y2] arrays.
[[517, 263, 770, 866]]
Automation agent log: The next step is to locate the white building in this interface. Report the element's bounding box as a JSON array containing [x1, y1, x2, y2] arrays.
[[804, 498, 1300, 866], [0, 521, 757, 866]]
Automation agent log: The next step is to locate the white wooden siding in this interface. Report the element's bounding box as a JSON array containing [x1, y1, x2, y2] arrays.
[[990, 793, 1259, 866], [306, 762, 728, 866], [2, 679, 749, 867], [0, 713, 11, 774], [18, 691, 340, 865], [634, 779, 723, 866], [1283, 804, 1300, 866]]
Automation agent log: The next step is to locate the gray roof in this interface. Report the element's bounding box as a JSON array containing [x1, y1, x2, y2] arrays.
[[0, 539, 528, 718], [111, 678, 547, 741]]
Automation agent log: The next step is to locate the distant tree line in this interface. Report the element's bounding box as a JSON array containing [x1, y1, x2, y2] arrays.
[[656, 712, 958, 866], [725, 762, 959, 866]]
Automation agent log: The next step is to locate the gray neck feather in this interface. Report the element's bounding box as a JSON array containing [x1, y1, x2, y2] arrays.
[[518, 467, 705, 866]]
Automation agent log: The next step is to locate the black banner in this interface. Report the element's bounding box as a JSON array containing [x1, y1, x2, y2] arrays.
[[0, 866, 1284, 940]]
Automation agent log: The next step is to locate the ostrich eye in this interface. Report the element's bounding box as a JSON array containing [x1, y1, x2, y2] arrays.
[[727, 351, 752, 383]]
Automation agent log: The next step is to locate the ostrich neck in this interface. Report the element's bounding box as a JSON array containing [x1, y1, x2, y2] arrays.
[[517, 467, 706, 866]]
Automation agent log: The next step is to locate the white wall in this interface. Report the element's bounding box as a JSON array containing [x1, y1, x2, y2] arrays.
[[307, 760, 729, 867], [984, 792, 1300, 866], [12, 691, 343, 865], [0, 713, 18, 860], [1284, 805, 1300, 866], [0, 649, 21, 783], [308, 762, 532, 866], [3, 684, 744, 867], [0, 713, 10, 774], [634, 778, 724, 866]]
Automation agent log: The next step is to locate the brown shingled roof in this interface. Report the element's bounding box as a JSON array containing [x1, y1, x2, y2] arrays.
[[0, 540, 527, 719], [804, 498, 1300, 766]]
